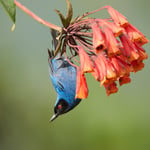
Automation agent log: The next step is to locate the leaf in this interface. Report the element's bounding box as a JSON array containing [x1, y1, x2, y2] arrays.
[[0, 0, 16, 25], [65, 0, 73, 26], [55, 9, 67, 28], [55, 0, 73, 28]]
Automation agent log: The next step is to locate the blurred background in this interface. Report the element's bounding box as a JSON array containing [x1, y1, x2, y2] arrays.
[[0, 0, 150, 150]]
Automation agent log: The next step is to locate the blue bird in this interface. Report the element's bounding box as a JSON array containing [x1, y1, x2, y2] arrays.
[[48, 29, 81, 121]]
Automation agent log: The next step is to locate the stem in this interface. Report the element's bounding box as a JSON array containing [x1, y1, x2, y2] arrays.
[[73, 32, 92, 37], [64, 52, 78, 68], [77, 6, 107, 20], [14, 0, 62, 32]]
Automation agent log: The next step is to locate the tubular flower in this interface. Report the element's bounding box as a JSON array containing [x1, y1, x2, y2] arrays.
[[103, 59, 117, 84], [91, 23, 106, 54], [119, 34, 139, 62], [119, 75, 131, 86], [94, 53, 107, 85], [125, 23, 149, 45], [48, 2, 148, 97], [91, 56, 100, 81], [131, 60, 145, 72], [104, 82, 118, 96], [98, 19, 123, 37], [110, 56, 127, 78], [134, 43, 148, 61], [103, 27, 121, 56], [78, 46, 94, 73], [106, 5, 128, 27], [75, 69, 88, 99]]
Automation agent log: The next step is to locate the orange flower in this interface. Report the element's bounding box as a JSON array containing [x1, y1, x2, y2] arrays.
[[98, 19, 123, 36], [91, 23, 106, 54], [103, 27, 121, 56], [94, 53, 117, 85], [125, 23, 149, 45], [91, 56, 100, 81], [106, 5, 128, 27], [117, 55, 133, 73], [104, 59, 117, 84], [119, 75, 131, 86], [91, 65, 100, 81], [134, 43, 148, 61], [75, 69, 88, 99], [94, 53, 107, 84], [110, 56, 127, 77], [78, 46, 93, 73], [131, 60, 145, 72], [104, 82, 118, 96], [120, 34, 139, 62]]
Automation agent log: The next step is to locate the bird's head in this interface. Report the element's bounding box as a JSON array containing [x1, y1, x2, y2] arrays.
[[50, 97, 81, 121]]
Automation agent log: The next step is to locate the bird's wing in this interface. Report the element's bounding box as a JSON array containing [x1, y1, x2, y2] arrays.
[[50, 60, 77, 101]]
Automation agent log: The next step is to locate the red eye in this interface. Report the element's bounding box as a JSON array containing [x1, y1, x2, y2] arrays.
[[58, 104, 62, 109]]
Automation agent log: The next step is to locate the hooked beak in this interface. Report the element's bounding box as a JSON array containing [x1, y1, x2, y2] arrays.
[[50, 113, 59, 122]]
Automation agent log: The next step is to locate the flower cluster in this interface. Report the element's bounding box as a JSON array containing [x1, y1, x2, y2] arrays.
[[14, 1, 149, 99], [58, 6, 148, 98]]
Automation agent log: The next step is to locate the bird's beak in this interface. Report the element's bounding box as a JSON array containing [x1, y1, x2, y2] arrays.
[[50, 113, 59, 122]]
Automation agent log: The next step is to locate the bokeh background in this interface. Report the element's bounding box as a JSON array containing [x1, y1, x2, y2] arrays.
[[0, 0, 150, 150]]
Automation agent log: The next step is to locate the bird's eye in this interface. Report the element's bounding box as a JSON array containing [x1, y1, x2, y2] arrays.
[[55, 99, 68, 115], [58, 104, 62, 110]]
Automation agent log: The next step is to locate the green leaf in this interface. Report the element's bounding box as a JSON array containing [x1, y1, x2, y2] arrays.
[[65, 0, 73, 26], [55, 0, 73, 28], [0, 0, 16, 24], [55, 9, 67, 28]]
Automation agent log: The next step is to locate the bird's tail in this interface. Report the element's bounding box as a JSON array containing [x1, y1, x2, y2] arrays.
[[51, 29, 59, 50], [48, 29, 59, 58], [48, 29, 59, 73]]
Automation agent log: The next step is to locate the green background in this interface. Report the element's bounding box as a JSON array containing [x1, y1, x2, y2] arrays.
[[0, 0, 150, 150]]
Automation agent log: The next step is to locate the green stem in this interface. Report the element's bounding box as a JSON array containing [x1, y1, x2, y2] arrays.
[[14, 0, 62, 32]]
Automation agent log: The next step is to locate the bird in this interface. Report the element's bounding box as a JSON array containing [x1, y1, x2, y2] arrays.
[[48, 29, 81, 122]]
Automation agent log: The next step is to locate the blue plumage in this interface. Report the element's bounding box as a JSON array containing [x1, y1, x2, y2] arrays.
[[48, 30, 81, 121]]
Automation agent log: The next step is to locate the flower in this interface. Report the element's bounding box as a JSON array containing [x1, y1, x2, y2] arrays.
[[98, 19, 123, 37], [75, 69, 88, 99], [110, 56, 127, 77], [131, 60, 145, 72], [104, 82, 118, 96], [106, 5, 128, 27], [134, 43, 148, 61], [119, 33, 139, 62], [94, 53, 107, 85], [78, 46, 94, 73], [125, 23, 149, 45], [103, 27, 121, 56], [91, 23, 106, 54], [91, 56, 100, 81], [119, 75, 131, 86], [93, 53, 117, 86]]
